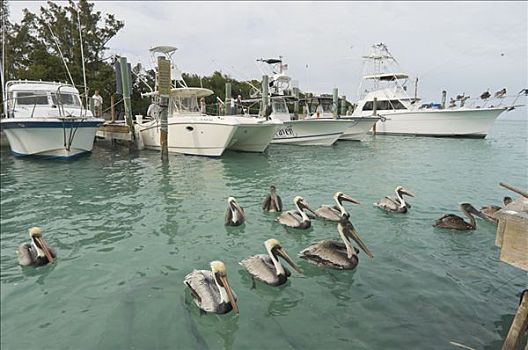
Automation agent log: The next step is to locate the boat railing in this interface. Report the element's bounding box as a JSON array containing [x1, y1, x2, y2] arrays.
[[55, 84, 89, 120]]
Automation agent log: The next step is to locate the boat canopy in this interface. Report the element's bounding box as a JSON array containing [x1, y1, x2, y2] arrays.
[[150, 46, 178, 55], [170, 87, 213, 98], [6, 80, 78, 94], [363, 73, 409, 81]]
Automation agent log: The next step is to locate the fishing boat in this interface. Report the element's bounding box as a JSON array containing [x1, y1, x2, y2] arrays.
[[136, 46, 279, 156], [351, 43, 514, 138], [1, 80, 103, 159], [258, 58, 354, 146], [302, 94, 380, 141]]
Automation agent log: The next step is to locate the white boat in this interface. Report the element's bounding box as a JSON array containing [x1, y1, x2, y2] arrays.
[[136, 87, 240, 157], [1, 80, 103, 159], [257, 58, 354, 146], [227, 114, 282, 152], [352, 43, 514, 138], [302, 95, 380, 141]]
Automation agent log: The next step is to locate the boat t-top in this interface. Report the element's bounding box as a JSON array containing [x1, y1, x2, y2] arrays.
[[1, 80, 103, 158], [351, 43, 520, 138]]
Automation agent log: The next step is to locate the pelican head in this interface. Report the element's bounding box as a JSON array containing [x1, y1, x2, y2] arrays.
[[210, 260, 239, 314], [270, 185, 277, 193], [28, 227, 54, 263], [335, 192, 361, 205], [294, 196, 316, 215], [338, 216, 374, 259], [503, 196, 513, 206], [264, 239, 302, 274], [395, 186, 415, 198], [459, 202, 489, 221], [228, 196, 244, 213]]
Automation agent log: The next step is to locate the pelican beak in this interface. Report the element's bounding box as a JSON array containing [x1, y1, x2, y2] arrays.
[[277, 247, 303, 274], [344, 223, 374, 259], [341, 194, 360, 205], [300, 200, 317, 216], [401, 189, 415, 197], [34, 236, 54, 263], [271, 192, 281, 211], [219, 274, 239, 315], [231, 201, 244, 216], [470, 206, 495, 222]]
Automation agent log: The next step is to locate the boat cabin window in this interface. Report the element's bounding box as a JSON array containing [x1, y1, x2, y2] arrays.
[[272, 100, 289, 113], [16, 92, 49, 106], [172, 96, 200, 113], [51, 93, 82, 107], [362, 99, 407, 111]]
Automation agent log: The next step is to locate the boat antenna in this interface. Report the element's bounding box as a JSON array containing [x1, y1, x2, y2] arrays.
[[46, 23, 76, 88], [1, 5, 6, 109], [76, 3, 89, 109]]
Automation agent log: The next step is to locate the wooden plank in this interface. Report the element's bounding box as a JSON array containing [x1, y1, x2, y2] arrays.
[[502, 291, 528, 350]]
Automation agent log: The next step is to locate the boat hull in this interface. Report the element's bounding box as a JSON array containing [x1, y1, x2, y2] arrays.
[[271, 119, 353, 146], [373, 107, 507, 137], [1, 118, 103, 159], [227, 118, 281, 152], [339, 117, 380, 141], [137, 116, 239, 157]]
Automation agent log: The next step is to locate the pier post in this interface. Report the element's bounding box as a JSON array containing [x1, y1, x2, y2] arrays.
[[293, 87, 299, 118], [441, 90, 447, 109], [118, 57, 135, 143], [225, 82, 232, 115], [502, 291, 528, 350], [262, 75, 269, 118], [333, 88, 339, 118], [110, 95, 116, 122], [372, 97, 378, 135], [157, 56, 171, 160]]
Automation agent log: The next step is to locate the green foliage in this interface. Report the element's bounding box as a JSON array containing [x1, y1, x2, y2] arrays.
[[2, 0, 123, 113]]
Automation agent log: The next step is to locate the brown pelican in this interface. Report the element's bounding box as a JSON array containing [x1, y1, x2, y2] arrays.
[[262, 185, 282, 212], [374, 186, 415, 213], [299, 216, 373, 269], [433, 203, 489, 230], [239, 239, 302, 287], [480, 90, 491, 100], [184, 261, 239, 315], [494, 88, 507, 99], [17, 227, 56, 267], [314, 192, 360, 221], [480, 196, 513, 223], [225, 197, 245, 226], [277, 196, 316, 229]]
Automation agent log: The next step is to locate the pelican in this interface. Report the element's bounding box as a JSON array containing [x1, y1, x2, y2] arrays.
[[239, 239, 302, 287], [494, 88, 507, 99], [277, 196, 316, 229], [225, 197, 245, 226], [480, 196, 513, 222], [433, 203, 488, 230], [314, 192, 360, 221], [299, 216, 373, 270], [262, 185, 282, 212], [480, 90, 491, 100], [449, 98, 457, 108], [17, 227, 56, 267], [374, 186, 415, 213], [184, 261, 239, 315]]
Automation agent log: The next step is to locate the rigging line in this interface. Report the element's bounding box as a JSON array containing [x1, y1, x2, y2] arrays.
[[76, 2, 89, 115], [46, 23, 76, 88]]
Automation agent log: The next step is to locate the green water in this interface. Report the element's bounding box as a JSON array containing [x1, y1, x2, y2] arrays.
[[1, 119, 527, 350]]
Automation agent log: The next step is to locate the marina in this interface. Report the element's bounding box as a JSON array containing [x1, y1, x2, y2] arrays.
[[1, 1, 527, 349]]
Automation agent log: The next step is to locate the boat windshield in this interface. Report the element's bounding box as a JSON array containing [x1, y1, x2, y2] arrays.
[[272, 100, 289, 113], [362, 99, 407, 111], [51, 93, 82, 107], [16, 92, 49, 105], [172, 96, 200, 113]]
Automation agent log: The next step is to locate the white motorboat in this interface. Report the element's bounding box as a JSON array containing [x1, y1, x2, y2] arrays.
[[257, 58, 354, 146], [352, 43, 515, 138], [227, 114, 282, 152], [302, 95, 380, 141], [1, 80, 103, 159]]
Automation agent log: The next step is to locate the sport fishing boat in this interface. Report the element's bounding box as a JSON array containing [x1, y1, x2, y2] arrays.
[[302, 94, 380, 141], [258, 58, 354, 146], [1, 80, 103, 158], [351, 43, 516, 138], [136, 46, 279, 156]]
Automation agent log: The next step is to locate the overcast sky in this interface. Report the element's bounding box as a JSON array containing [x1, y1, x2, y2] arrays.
[[8, 1, 528, 118]]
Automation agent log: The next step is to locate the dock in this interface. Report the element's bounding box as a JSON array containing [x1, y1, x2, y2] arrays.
[[96, 121, 132, 141]]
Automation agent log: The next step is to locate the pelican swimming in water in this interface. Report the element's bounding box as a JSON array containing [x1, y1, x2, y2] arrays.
[[433, 203, 489, 230], [17, 227, 56, 267], [299, 216, 373, 270], [480, 196, 513, 223], [374, 186, 415, 213], [277, 196, 316, 229], [240, 238, 302, 287], [225, 197, 245, 226], [314, 192, 360, 221], [184, 260, 239, 315], [262, 185, 282, 212]]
